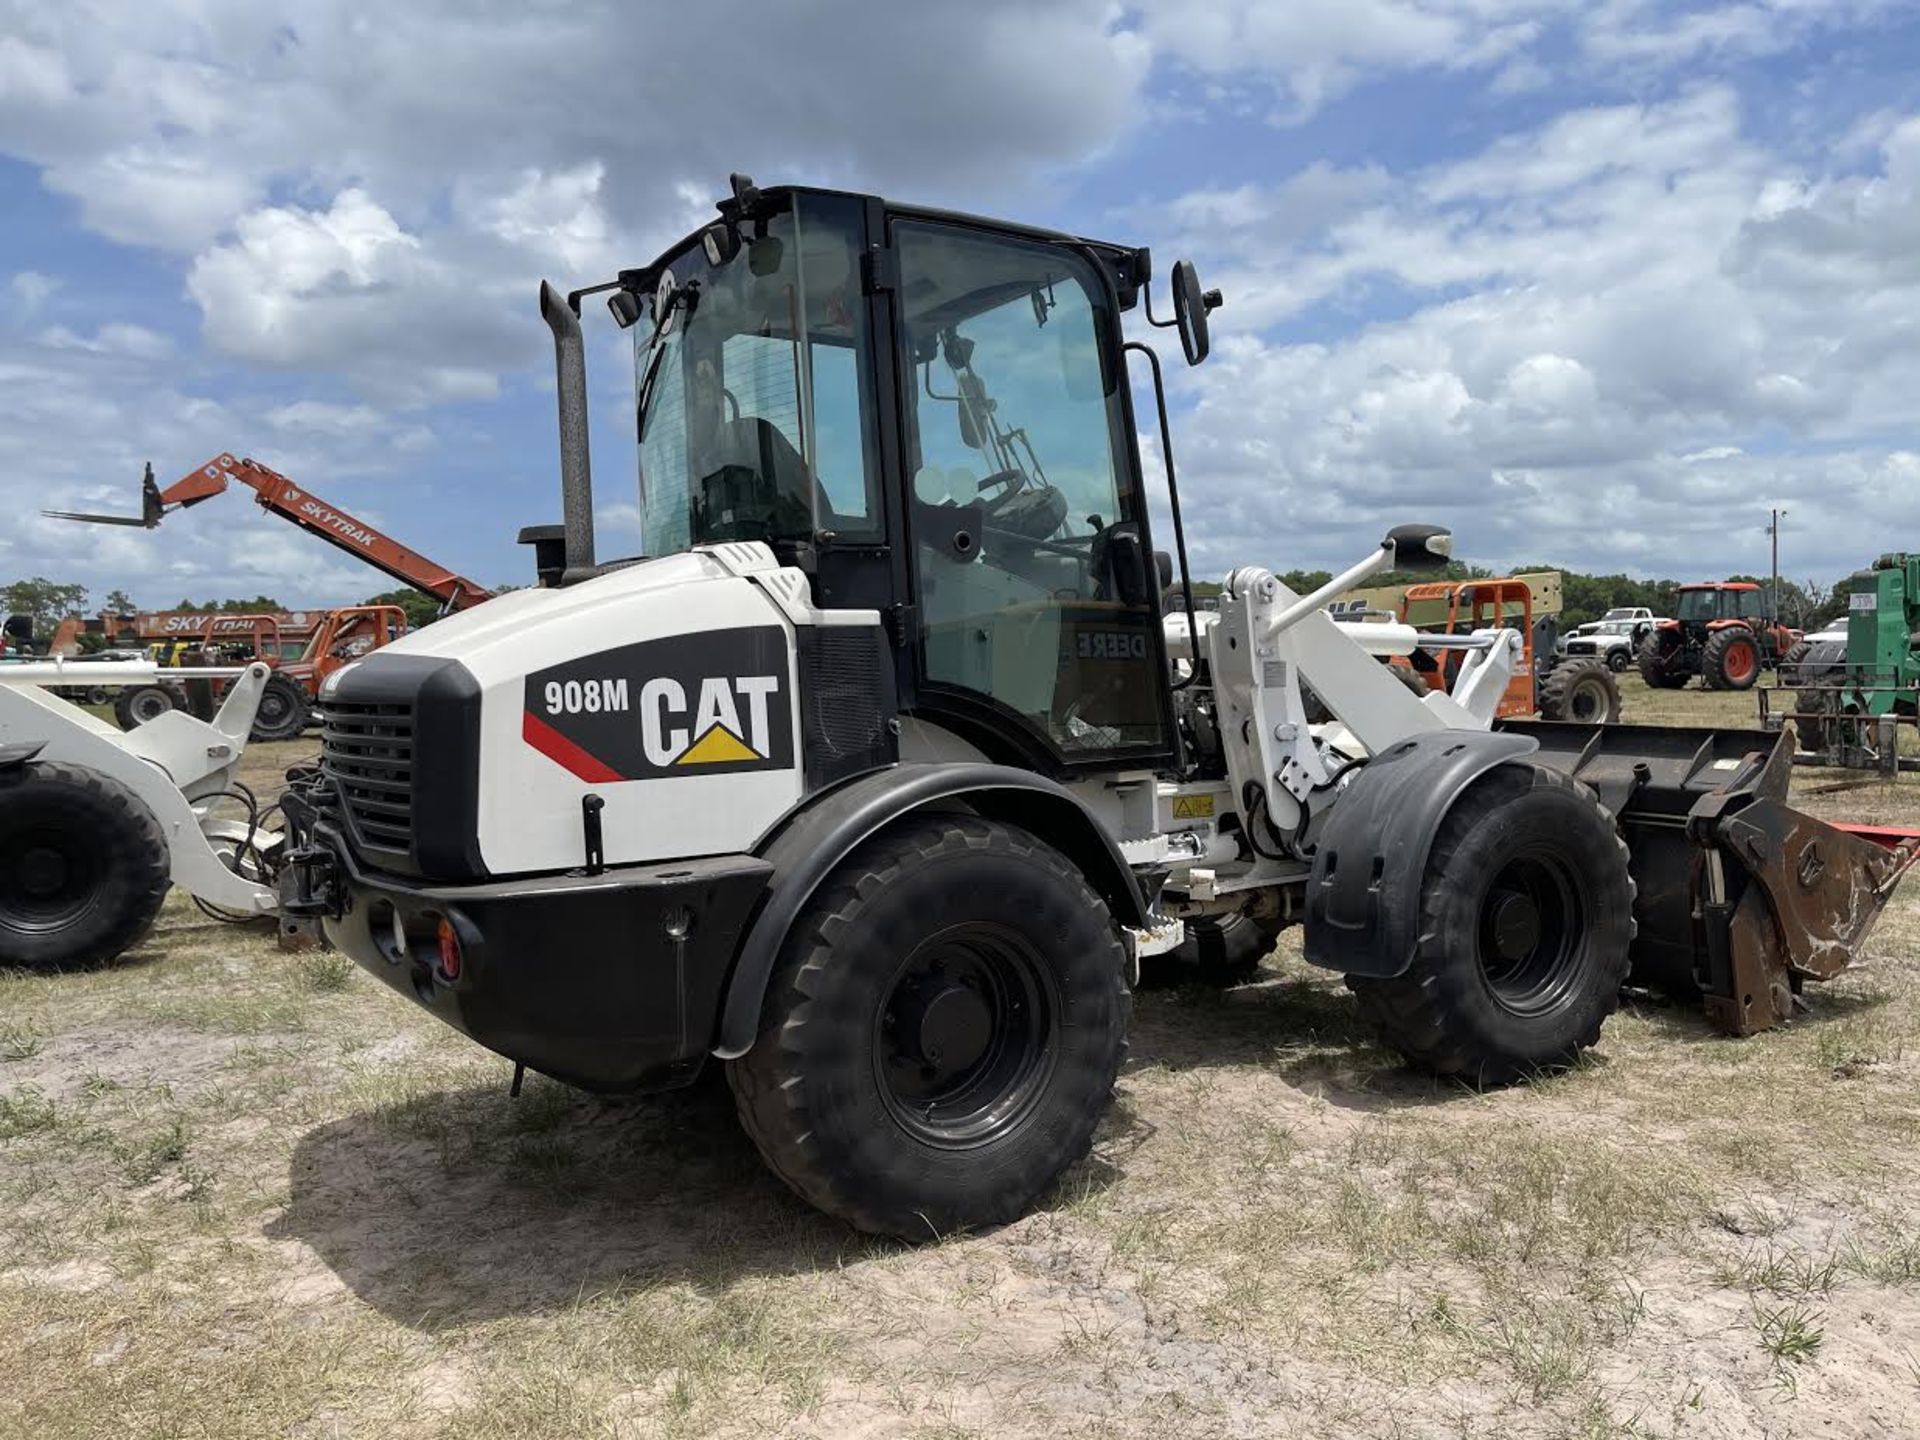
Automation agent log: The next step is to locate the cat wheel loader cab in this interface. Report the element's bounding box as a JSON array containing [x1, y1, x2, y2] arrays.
[[277, 177, 1913, 1240]]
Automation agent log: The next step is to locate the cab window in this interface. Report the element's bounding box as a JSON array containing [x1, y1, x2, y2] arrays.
[[895, 220, 1166, 759]]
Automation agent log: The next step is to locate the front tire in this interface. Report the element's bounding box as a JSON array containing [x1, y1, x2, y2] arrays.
[[1347, 764, 1634, 1085], [0, 761, 170, 967], [1635, 635, 1691, 689], [113, 684, 178, 730], [1605, 647, 1629, 673], [729, 816, 1130, 1238], [249, 674, 313, 742]]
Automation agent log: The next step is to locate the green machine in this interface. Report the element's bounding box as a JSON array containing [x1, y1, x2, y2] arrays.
[[1791, 554, 1920, 747]]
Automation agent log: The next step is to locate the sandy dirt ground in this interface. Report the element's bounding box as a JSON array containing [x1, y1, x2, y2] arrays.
[[3, 679, 1919, 1439]]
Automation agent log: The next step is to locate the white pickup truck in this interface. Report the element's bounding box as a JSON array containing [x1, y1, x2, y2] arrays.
[[1557, 608, 1660, 671]]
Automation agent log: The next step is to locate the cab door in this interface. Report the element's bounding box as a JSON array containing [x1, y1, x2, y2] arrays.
[[888, 217, 1174, 773]]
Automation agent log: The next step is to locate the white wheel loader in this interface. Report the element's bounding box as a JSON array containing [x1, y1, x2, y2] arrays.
[[1, 661, 283, 965], [277, 178, 1915, 1238]]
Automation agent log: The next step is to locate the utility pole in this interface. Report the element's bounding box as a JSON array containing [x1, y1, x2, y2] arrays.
[[1768, 507, 1787, 622]]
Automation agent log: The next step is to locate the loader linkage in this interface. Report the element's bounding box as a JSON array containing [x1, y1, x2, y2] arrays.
[[1508, 720, 1918, 1035]]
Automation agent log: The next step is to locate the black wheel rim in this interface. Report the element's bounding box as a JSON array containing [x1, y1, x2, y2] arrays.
[[258, 689, 291, 726], [131, 691, 170, 724], [0, 823, 100, 934], [1476, 853, 1584, 1016], [873, 921, 1057, 1149]]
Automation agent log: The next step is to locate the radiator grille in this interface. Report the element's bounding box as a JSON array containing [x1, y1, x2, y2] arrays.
[[321, 698, 415, 855], [799, 626, 895, 788]]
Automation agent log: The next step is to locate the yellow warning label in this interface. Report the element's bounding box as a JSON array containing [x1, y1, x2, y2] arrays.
[[677, 725, 762, 765], [1171, 795, 1215, 820]]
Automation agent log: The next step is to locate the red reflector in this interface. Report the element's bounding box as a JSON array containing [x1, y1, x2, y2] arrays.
[[436, 917, 462, 980]]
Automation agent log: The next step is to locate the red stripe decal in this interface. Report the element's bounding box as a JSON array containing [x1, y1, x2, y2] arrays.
[[522, 710, 624, 783]]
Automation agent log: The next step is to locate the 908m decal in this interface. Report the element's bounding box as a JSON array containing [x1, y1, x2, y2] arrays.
[[522, 627, 793, 781]]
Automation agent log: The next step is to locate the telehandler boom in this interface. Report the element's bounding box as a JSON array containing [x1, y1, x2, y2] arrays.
[[45, 454, 491, 613], [275, 177, 1912, 1238]]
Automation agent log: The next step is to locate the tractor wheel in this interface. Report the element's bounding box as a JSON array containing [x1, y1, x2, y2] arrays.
[[1137, 913, 1280, 990], [1702, 627, 1761, 691], [1793, 687, 1841, 753], [729, 816, 1129, 1238], [0, 760, 170, 968], [1635, 635, 1690, 690], [112, 684, 178, 730], [249, 675, 313, 743], [1778, 639, 1813, 687], [1538, 659, 1621, 723], [1346, 763, 1634, 1085]]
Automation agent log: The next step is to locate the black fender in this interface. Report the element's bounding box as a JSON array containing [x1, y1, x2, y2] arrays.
[[0, 741, 47, 774], [1303, 729, 1539, 979], [712, 762, 1147, 1059]]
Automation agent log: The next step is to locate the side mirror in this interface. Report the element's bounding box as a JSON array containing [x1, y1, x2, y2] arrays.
[[607, 288, 645, 329], [1171, 259, 1223, 367], [1385, 523, 1453, 573]]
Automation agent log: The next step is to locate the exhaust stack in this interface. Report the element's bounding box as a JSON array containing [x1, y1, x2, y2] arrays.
[[539, 280, 596, 578]]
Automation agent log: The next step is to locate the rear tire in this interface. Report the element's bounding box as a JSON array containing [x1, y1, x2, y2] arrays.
[[729, 816, 1129, 1238], [1779, 639, 1812, 687], [113, 684, 178, 730], [1702, 627, 1760, 691], [1347, 764, 1634, 1085], [249, 674, 312, 743], [1539, 659, 1621, 723], [0, 761, 170, 968]]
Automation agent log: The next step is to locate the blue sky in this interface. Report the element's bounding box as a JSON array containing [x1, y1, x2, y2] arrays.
[[4, 0, 1920, 608]]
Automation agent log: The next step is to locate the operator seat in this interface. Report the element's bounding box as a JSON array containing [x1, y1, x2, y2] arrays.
[[694, 415, 840, 536]]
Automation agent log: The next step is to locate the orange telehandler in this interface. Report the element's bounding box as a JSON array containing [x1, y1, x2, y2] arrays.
[[45, 453, 492, 613]]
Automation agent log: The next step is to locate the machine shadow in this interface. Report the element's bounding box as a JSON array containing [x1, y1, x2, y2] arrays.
[[1126, 970, 1497, 1113], [274, 1075, 870, 1329], [273, 1068, 1134, 1332]]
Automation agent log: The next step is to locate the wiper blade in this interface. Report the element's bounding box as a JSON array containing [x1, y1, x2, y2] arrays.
[[635, 336, 670, 441]]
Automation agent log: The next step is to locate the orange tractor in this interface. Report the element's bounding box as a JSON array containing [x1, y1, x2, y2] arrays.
[[1637, 582, 1799, 692], [1397, 577, 1622, 722]]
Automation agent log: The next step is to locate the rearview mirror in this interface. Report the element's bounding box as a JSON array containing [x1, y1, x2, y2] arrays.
[[1171, 259, 1222, 366], [1384, 523, 1454, 573], [956, 373, 989, 450]]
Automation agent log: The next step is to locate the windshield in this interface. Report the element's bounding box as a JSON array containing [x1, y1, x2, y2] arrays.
[[636, 196, 874, 556]]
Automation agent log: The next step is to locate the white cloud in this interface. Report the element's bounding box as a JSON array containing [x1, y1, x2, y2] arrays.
[[1135, 0, 1556, 119], [38, 322, 174, 360], [8, 269, 60, 313], [1150, 86, 1920, 580], [3, 0, 1918, 597]]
